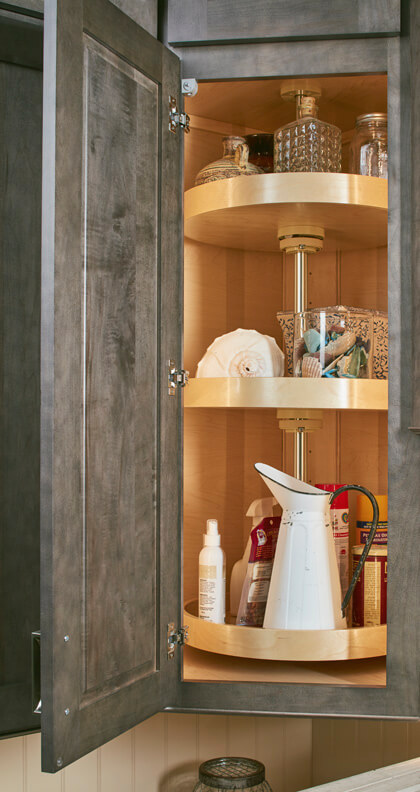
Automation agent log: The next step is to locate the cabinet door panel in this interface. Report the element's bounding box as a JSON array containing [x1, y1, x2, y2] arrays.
[[41, 0, 182, 771], [83, 36, 158, 693]]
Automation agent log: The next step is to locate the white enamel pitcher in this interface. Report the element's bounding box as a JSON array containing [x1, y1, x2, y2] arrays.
[[255, 463, 379, 630]]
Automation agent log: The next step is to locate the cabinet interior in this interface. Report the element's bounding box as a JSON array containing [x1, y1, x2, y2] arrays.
[[182, 74, 388, 687]]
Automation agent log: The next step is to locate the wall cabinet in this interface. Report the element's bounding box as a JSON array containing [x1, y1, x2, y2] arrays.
[[173, 0, 420, 723], [1, 0, 419, 776]]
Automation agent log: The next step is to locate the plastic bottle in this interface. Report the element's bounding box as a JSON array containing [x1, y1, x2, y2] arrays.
[[229, 497, 277, 617], [198, 519, 225, 623]]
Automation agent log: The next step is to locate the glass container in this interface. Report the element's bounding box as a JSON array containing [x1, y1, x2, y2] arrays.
[[195, 136, 263, 186], [244, 133, 274, 172], [274, 93, 341, 173], [193, 757, 272, 792], [349, 113, 387, 178], [293, 306, 373, 379], [277, 307, 387, 379]]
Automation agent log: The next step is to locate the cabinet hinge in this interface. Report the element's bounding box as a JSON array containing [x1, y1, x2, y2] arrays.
[[168, 359, 189, 395], [167, 623, 189, 659], [169, 96, 190, 133]]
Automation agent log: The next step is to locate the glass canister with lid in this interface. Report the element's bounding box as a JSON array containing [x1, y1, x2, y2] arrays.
[[349, 113, 388, 178], [193, 757, 273, 792]]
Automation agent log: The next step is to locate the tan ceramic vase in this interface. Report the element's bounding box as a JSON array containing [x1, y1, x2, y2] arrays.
[[195, 135, 263, 186]]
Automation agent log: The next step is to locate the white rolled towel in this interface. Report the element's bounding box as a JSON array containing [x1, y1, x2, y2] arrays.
[[196, 329, 285, 377]]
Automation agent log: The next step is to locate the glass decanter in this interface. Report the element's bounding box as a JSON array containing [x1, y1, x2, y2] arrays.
[[274, 91, 341, 173]]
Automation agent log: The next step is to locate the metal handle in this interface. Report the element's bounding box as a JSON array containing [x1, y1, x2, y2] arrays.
[[329, 485, 379, 617]]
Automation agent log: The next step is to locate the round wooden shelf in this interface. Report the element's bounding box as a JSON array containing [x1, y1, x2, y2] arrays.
[[184, 601, 387, 662], [184, 377, 388, 411], [184, 173, 388, 252]]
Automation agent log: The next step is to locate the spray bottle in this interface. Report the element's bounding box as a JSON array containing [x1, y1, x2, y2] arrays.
[[229, 497, 277, 617], [198, 519, 225, 623]]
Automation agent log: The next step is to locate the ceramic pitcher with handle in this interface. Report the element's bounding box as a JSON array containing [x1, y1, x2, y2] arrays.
[[255, 463, 379, 630]]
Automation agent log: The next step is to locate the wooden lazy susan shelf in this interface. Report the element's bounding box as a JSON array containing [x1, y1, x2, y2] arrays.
[[184, 601, 387, 663], [184, 172, 388, 252], [184, 377, 388, 411]]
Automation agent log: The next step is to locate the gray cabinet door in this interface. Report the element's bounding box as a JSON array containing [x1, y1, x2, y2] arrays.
[[41, 0, 182, 771]]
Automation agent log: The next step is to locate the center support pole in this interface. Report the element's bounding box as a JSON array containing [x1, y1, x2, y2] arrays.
[[278, 227, 325, 481], [294, 247, 308, 315], [294, 248, 308, 480], [295, 428, 307, 481]]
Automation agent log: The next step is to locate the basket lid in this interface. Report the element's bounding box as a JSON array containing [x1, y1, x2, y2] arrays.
[[198, 757, 265, 789]]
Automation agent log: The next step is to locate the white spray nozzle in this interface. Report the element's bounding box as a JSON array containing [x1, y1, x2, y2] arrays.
[[206, 519, 219, 535], [204, 518, 221, 546]]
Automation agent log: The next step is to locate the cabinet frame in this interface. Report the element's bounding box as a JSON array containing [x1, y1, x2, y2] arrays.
[[170, 13, 420, 718], [165, 0, 401, 46]]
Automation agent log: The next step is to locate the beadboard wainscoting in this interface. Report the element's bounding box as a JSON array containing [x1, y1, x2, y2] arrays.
[[0, 715, 312, 792], [0, 715, 419, 792], [312, 719, 420, 786]]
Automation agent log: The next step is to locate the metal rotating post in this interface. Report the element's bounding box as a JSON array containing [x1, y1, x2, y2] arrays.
[[294, 246, 308, 315], [295, 427, 307, 481], [294, 247, 308, 481], [278, 226, 325, 481]]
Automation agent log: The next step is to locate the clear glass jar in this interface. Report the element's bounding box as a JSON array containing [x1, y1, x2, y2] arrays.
[[293, 306, 373, 379], [277, 307, 387, 379], [349, 113, 387, 178], [274, 93, 341, 173], [193, 757, 273, 792]]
